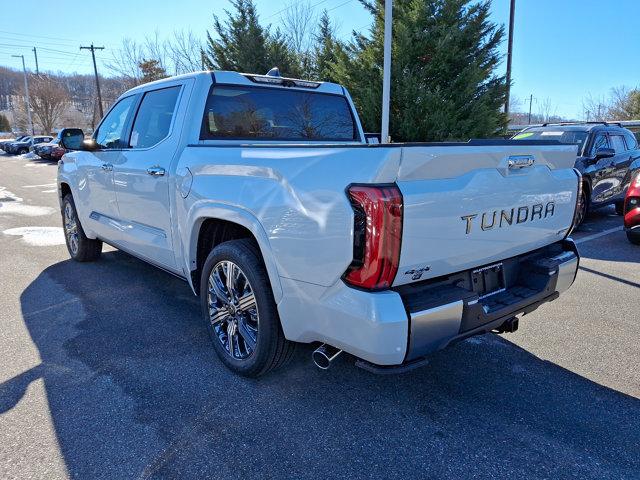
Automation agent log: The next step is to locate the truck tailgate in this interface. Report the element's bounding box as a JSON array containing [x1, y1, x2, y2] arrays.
[[394, 144, 579, 286]]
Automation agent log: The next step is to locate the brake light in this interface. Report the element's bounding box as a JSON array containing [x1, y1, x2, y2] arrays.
[[344, 184, 403, 290], [566, 169, 583, 237]]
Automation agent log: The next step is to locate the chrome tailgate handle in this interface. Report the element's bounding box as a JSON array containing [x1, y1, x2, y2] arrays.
[[146, 166, 165, 176], [507, 155, 535, 169], [101, 163, 113, 172]]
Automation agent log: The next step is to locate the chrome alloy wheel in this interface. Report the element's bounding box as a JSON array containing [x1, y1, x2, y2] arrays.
[[63, 202, 79, 256], [207, 260, 259, 360]]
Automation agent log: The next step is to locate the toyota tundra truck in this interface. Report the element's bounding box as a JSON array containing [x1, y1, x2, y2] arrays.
[[57, 70, 581, 377]]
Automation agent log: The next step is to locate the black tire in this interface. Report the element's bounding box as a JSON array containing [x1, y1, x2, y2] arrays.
[[199, 238, 295, 377], [627, 231, 640, 245], [575, 186, 589, 227], [61, 194, 102, 262], [614, 201, 625, 216], [18, 148, 28, 155]]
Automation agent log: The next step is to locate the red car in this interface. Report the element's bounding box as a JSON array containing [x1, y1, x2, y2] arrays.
[[624, 172, 640, 244]]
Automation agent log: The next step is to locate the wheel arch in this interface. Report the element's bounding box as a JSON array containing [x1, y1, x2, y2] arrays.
[[185, 205, 283, 301]]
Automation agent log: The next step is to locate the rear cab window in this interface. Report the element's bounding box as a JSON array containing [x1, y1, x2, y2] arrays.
[[609, 134, 626, 153], [129, 86, 181, 149], [624, 131, 638, 150], [200, 85, 357, 141]]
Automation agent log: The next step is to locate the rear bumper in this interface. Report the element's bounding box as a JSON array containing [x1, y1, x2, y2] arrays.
[[399, 239, 579, 361], [277, 239, 579, 366]]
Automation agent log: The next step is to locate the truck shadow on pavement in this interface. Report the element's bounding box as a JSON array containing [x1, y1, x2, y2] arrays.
[[3, 250, 640, 479]]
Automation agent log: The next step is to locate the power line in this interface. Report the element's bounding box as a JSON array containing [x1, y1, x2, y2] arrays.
[[0, 29, 84, 44], [0, 30, 117, 48]]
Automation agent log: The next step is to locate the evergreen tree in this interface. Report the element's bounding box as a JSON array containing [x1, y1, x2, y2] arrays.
[[139, 59, 167, 83], [203, 0, 302, 77], [333, 0, 507, 141], [312, 10, 345, 82]]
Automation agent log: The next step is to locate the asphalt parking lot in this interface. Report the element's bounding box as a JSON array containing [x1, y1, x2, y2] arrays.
[[0, 152, 638, 479]]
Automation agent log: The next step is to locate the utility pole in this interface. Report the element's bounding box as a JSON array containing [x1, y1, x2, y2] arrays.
[[80, 43, 105, 118], [12, 54, 34, 136], [380, 0, 393, 143], [527, 94, 533, 124], [32, 47, 39, 75], [504, 0, 516, 126]]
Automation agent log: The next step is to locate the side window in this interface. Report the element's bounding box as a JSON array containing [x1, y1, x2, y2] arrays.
[[624, 131, 637, 150], [95, 95, 137, 149], [129, 86, 180, 149], [610, 135, 626, 153], [591, 133, 609, 155]]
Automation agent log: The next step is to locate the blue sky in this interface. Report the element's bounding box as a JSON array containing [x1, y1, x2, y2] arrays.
[[1, 0, 638, 119]]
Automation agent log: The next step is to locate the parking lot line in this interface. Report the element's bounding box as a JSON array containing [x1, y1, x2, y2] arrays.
[[575, 226, 623, 245]]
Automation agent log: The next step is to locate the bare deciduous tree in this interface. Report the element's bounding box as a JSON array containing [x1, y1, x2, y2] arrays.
[[607, 86, 640, 120], [538, 97, 556, 123], [582, 93, 609, 121], [167, 30, 204, 74], [281, 1, 318, 77], [15, 75, 70, 134], [282, 1, 318, 55], [106, 30, 204, 85]]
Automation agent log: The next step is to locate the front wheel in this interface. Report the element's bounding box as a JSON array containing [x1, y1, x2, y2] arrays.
[[62, 194, 102, 262], [200, 239, 295, 377], [574, 187, 589, 227]]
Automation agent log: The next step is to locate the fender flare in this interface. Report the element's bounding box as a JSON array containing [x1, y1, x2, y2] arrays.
[[184, 201, 283, 302]]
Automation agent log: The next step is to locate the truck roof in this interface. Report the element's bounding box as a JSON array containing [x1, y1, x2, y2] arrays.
[[124, 70, 346, 96]]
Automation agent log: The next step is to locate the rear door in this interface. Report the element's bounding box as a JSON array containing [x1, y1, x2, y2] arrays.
[[112, 82, 188, 269], [609, 132, 633, 198]]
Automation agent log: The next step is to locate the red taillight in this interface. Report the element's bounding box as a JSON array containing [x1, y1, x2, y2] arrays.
[[51, 146, 66, 158], [344, 184, 403, 290], [624, 171, 640, 228]]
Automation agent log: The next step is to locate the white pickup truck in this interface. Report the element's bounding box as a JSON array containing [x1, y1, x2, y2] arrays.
[[57, 70, 581, 376]]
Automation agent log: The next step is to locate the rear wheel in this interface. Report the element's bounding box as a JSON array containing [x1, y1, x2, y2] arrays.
[[200, 239, 295, 377], [18, 147, 28, 155], [614, 201, 625, 216], [62, 194, 102, 262]]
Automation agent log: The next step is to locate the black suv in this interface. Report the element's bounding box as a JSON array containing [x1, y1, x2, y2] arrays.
[[513, 122, 640, 224]]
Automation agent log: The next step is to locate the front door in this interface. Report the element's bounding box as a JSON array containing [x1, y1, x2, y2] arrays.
[[589, 132, 617, 205], [113, 84, 184, 269], [76, 95, 138, 239]]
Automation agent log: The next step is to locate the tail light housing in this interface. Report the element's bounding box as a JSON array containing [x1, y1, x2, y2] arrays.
[[51, 146, 66, 159], [566, 169, 583, 237], [624, 171, 640, 228], [343, 184, 403, 290]]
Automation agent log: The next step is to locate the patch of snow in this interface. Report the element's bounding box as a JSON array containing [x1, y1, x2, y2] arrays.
[[3, 227, 65, 246], [0, 186, 55, 216]]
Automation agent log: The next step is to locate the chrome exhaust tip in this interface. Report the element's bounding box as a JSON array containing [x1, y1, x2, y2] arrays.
[[312, 344, 342, 370]]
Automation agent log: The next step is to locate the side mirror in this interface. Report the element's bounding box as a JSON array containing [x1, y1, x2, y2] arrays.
[[594, 147, 615, 160], [60, 129, 85, 150]]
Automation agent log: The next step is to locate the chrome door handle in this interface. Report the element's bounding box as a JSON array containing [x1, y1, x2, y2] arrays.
[[146, 166, 165, 176], [101, 163, 113, 172]]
